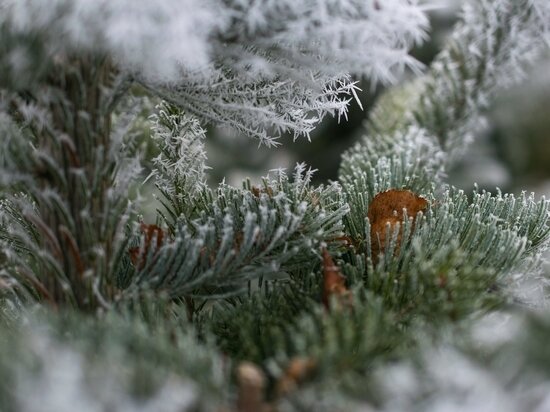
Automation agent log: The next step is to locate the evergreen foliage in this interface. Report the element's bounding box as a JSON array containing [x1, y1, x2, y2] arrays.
[[0, 0, 550, 411]]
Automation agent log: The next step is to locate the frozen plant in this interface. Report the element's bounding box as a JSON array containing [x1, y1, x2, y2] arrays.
[[0, 0, 550, 411]]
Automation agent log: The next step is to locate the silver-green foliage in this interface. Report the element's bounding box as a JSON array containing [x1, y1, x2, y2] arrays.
[[0, 0, 428, 147], [206, 0, 550, 406], [0, 309, 228, 412], [0, 63, 141, 309], [127, 104, 348, 299], [339, 0, 550, 290], [1, 0, 550, 410]]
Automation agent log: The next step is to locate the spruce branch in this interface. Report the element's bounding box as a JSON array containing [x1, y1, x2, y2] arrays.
[[342, 0, 550, 181], [0, 0, 428, 146], [0, 58, 141, 310], [0, 309, 230, 411], [1, 0, 550, 410], [338, 0, 550, 303], [149, 102, 209, 226], [149, 75, 362, 147], [129, 154, 349, 303]]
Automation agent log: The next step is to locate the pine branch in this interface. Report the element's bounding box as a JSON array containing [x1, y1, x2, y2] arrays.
[[338, 0, 550, 301], [128, 157, 349, 303], [148, 75, 361, 147], [149, 102, 209, 225], [0, 0, 428, 146], [342, 0, 550, 180], [0, 308, 229, 411], [0, 58, 141, 309], [1, 1, 550, 410]]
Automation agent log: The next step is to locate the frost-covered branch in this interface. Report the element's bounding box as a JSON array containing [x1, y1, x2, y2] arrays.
[[334, 2, 550, 348], [342, 0, 550, 182], [0, 0, 428, 144], [134, 115, 349, 300]]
